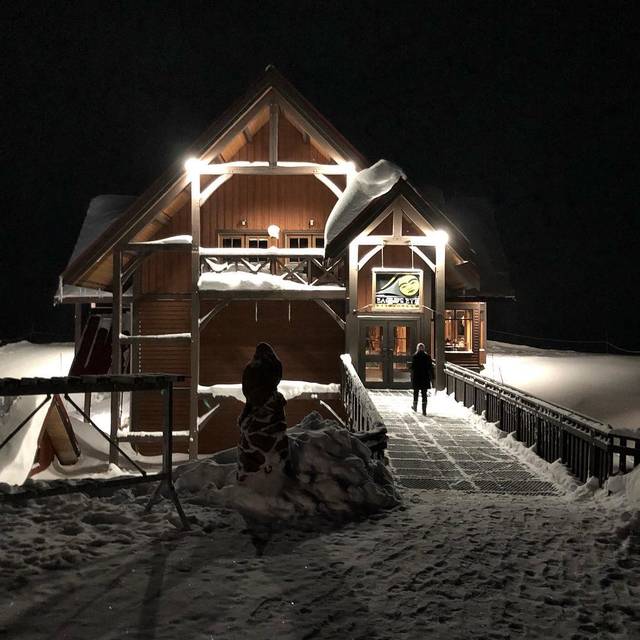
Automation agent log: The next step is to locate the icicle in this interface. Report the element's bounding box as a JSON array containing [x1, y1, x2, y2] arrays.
[[381, 245, 384, 268], [288, 302, 291, 323], [255, 302, 258, 323], [411, 243, 414, 269]]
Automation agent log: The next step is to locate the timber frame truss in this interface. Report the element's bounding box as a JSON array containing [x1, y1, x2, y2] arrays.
[[109, 99, 353, 461]]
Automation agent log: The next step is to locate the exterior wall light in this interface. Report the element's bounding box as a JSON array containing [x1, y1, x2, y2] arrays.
[[309, 218, 315, 227], [240, 218, 247, 227], [434, 229, 449, 245], [267, 224, 280, 239], [184, 157, 202, 173]]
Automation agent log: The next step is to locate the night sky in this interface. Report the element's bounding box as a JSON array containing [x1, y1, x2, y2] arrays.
[[2, 2, 637, 351]]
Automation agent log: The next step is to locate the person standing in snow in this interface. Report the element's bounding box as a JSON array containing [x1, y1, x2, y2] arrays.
[[237, 342, 290, 488], [411, 342, 433, 415]]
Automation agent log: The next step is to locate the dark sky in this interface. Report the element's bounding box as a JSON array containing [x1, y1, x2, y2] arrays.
[[2, 1, 638, 351]]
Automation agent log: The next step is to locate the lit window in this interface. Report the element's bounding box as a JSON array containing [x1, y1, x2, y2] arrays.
[[445, 309, 473, 352]]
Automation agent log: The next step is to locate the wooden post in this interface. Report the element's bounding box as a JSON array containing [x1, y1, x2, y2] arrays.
[[189, 170, 201, 460], [345, 241, 359, 367], [434, 241, 446, 390], [74, 304, 82, 355], [269, 100, 279, 167], [110, 249, 122, 464]]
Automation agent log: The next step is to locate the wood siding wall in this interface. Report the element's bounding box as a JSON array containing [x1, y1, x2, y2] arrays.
[[131, 115, 347, 453]]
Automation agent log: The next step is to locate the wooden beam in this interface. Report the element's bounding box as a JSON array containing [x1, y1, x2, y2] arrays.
[[346, 240, 359, 367], [410, 246, 435, 272], [357, 245, 383, 270], [355, 235, 443, 247], [269, 101, 279, 167], [199, 301, 230, 332], [314, 300, 346, 330], [73, 304, 82, 355], [110, 249, 122, 464], [435, 242, 446, 391], [119, 333, 191, 344], [199, 288, 346, 301], [199, 173, 233, 207], [243, 127, 253, 144], [314, 173, 343, 198], [189, 172, 201, 460], [192, 162, 352, 176]]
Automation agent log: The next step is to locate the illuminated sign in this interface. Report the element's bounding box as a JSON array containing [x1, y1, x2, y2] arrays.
[[372, 268, 423, 310]]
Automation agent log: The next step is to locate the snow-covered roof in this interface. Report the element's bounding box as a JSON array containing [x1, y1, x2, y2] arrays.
[[68, 195, 136, 267], [324, 160, 405, 248]]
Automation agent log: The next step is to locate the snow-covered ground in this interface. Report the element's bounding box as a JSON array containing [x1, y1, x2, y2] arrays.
[[2, 340, 640, 639], [483, 340, 640, 433]]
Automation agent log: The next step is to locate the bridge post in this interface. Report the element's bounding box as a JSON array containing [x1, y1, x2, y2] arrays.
[[434, 239, 446, 390]]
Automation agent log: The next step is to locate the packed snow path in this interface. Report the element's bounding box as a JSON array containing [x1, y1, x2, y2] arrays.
[[371, 390, 560, 496]]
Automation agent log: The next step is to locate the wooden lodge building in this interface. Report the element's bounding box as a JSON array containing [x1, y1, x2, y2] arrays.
[[58, 67, 511, 459]]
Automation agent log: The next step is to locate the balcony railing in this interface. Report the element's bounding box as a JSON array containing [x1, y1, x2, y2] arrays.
[[199, 248, 345, 288]]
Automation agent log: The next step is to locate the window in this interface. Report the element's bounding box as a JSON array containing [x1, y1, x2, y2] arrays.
[[288, 236, 309, 249], [220, 236, 242, 248], [286, 234, 324, 250], [445, 309, 473, 352], [247, 237, 269, 249]]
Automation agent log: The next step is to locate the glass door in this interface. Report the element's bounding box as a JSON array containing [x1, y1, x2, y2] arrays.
[[389, 322, 413, 387], [361, 322, 385, 387], [359, 319, 417, 388]]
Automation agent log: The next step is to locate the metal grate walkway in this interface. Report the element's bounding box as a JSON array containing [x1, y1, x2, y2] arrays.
[[371, 390, 560, 496]]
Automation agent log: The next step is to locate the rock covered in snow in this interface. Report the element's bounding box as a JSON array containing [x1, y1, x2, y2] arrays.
[[175, 412, 399, 523]]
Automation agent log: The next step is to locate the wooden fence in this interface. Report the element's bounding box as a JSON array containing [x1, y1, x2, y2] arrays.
[[444, 362, 640, 485]]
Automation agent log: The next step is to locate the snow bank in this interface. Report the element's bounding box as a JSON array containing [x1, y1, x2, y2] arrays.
[[0, 342, 74, 485], [198, 271, 344, 291], [325, 160, 405, 246], [175, 412, 399, 522], [198, 380, 339, 401], [483, 340, 640, 433]]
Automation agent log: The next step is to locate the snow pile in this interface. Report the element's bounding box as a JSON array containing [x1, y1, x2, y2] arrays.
[[0, 342, 74, 485], [198, 380, 339, 401], [175, 412, 399, 522], [133, 234, 192, 245], [324, 160, 405, 247], [483, 340, 640, 433], [198, 271, 344, 291], [605, 465, 640, 509]]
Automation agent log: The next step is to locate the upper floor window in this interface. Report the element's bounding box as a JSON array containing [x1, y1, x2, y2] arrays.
[[220, 236, 242, 248], [247, 237, 269, 249]]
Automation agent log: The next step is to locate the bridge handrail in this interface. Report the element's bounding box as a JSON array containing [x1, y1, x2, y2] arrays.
[[444, 361, 640, 484], [339, 354, 385, 432]]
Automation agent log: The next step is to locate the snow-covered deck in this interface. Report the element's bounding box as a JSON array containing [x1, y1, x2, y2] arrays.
[[371, 390, 560, 495]]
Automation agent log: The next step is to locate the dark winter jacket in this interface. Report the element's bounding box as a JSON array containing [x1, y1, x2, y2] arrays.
[[242, 342, 283, 407], [411, 351, 433, 389]]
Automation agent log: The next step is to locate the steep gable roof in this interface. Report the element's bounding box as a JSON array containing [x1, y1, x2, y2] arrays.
[[62, 66, 368, 287]]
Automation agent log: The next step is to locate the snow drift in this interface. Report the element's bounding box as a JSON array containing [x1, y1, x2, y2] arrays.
[[175, 412, 399, 522]]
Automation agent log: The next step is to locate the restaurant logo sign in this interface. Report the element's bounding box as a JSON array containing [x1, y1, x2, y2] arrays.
[[373, 268, 423, 310]]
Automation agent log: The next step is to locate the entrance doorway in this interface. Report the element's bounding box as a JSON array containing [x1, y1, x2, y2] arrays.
[[359, 319, 419, 388]]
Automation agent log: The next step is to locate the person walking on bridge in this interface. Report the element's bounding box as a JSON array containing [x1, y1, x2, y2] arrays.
[[411, 342, 433, 416]]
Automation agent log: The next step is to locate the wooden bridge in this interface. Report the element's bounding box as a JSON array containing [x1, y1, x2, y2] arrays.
[[340, 355, 640, 493]]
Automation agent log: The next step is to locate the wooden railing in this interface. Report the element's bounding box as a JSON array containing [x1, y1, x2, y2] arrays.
[[199, 249, 345, 287], [339, 354, 384, 433], [444, 362, 640, 485]]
